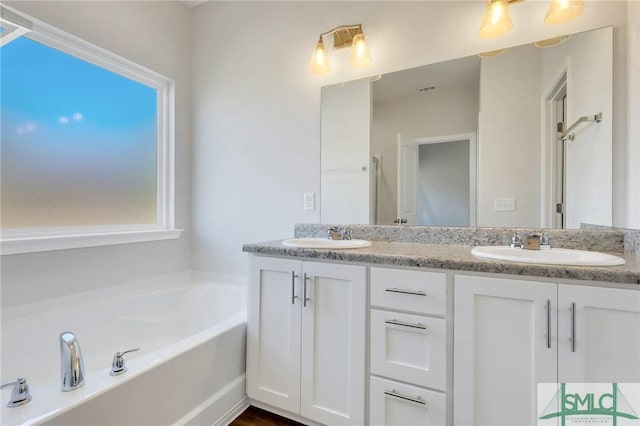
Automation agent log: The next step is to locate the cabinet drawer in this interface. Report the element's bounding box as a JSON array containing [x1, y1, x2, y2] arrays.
[[370, 376, 446, 426], [371, 309, 447, 391], [371, 267, 446, 316]]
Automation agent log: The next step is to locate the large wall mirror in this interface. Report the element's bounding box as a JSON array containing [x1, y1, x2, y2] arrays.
[[321, 26, 614, 229]]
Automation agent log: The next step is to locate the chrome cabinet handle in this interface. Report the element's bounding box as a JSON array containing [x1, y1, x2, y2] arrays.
[[291, 271, 299, 305], [385, 288, 427, 296], [545, 299, 551, 349], [385, 319, 426, 330], [384, 389, 427, 406], [303, 273, 310, 307], [570, 302, 576, 352]]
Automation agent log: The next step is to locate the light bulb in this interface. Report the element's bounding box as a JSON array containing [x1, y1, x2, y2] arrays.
[[479, 0, 513, 39], [544, 0, 584, 25], [309, 38, 331, 76], [349, 33, 372, 69]]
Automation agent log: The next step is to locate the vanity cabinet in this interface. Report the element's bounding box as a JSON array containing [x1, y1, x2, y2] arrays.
[[454, 275, 640, 426], [557, 284, 640, 383], [369, 267, 449, 426], [246, 256, 366, 426]]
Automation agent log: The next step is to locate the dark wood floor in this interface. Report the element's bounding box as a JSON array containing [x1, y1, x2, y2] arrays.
[[230, 406, 305, 426]]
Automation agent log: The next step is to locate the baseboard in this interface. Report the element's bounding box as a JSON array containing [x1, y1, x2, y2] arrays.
[[215, 397, 251, 426]]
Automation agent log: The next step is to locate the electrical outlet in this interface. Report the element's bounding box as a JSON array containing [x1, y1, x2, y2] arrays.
[[494, 198, 516, 212], [303, 192, 315, 211]]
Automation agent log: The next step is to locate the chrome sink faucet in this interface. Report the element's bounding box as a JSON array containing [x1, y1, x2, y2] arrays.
[[511, 232, 551, 250], [60, 331, 85, 391], [327, 226, 352, 240]]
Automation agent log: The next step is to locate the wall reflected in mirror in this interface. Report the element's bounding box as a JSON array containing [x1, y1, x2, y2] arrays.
[[320, 26, 613, 229]]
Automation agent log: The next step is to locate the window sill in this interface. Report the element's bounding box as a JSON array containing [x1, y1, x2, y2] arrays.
[[1, 229, 183, 255]]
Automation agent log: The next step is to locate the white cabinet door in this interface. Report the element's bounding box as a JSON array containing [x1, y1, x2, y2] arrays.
[[370, 376, 446, 426], [247, 257, 302, 413], [558, 284, 640, 383], [454, 275, 557, 426], [300, 261, 366, 426]]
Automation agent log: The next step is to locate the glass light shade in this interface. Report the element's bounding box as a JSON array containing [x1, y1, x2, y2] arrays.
[[479, 0, 513, 39], [544, 0, 584, 25], [349, 33, 372, 69], [477, 48, 507, 58], [309, 39, 331, 76], [534, 34, 571, 48]]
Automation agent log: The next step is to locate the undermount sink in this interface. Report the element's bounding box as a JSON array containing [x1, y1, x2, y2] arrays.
[[282, 238, 372, 249], [471, 246, 626, 266]]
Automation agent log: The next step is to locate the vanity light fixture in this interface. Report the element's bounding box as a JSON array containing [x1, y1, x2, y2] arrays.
[[309, 24, 372, 76], [544, 0, 584, 25], [479, 0, 514, 39], [479, 0, 584, 39]]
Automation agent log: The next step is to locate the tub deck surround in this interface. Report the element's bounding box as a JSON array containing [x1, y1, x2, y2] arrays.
[[242, 238, 640, 285], [1, 274, 247, 426]]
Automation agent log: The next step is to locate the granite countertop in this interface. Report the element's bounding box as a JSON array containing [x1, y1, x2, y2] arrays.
[[242, 239, 640, 285]]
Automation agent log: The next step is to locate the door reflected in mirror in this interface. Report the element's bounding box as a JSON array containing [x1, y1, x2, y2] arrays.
[[320, 26, 613, 229]]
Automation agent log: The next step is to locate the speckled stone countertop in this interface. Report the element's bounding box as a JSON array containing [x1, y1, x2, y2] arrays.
[[242, 239, 640, 285]]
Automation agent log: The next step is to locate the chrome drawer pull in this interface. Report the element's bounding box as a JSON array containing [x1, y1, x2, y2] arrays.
[[384, 389, 427, 406], [385, 319, 427, 330], [385, 288, 427, 296]]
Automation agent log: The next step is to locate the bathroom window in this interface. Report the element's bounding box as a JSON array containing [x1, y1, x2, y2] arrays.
[[0, 9, 180, 254]]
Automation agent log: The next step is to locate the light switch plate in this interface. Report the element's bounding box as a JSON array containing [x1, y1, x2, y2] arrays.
[[494, 198, 516, 212], [304, 192, 315, 211]]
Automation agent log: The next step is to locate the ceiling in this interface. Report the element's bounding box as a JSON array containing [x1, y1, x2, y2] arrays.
[[372, 55, 481, 105]]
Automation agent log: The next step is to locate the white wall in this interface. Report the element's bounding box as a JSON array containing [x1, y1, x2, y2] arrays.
[[191, 0, 633, 278], [479, 44, 542, 227], [1, 1, 192, 308], [628, 0, 640, 229]]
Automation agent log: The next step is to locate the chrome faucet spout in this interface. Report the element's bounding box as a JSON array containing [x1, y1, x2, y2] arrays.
[[60, 331, 85, 391], [327, 226, 352, 240]]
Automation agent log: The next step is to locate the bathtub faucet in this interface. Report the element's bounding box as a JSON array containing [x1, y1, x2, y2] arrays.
[[60, 331, 85, 391]]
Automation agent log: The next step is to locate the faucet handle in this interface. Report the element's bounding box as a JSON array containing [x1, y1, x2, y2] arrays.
[[1, 378, 32, 408], [510, 232, 524, 248], [110, 348, 140, 376], [540, 232, 551, 249], [341, 227, 352, 240]]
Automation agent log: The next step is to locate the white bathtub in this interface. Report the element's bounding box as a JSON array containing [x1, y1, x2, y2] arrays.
[[1, 273, 248, 426]]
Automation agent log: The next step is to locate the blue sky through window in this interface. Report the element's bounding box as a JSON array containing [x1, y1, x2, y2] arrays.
[[1, 36, 158, 228]]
